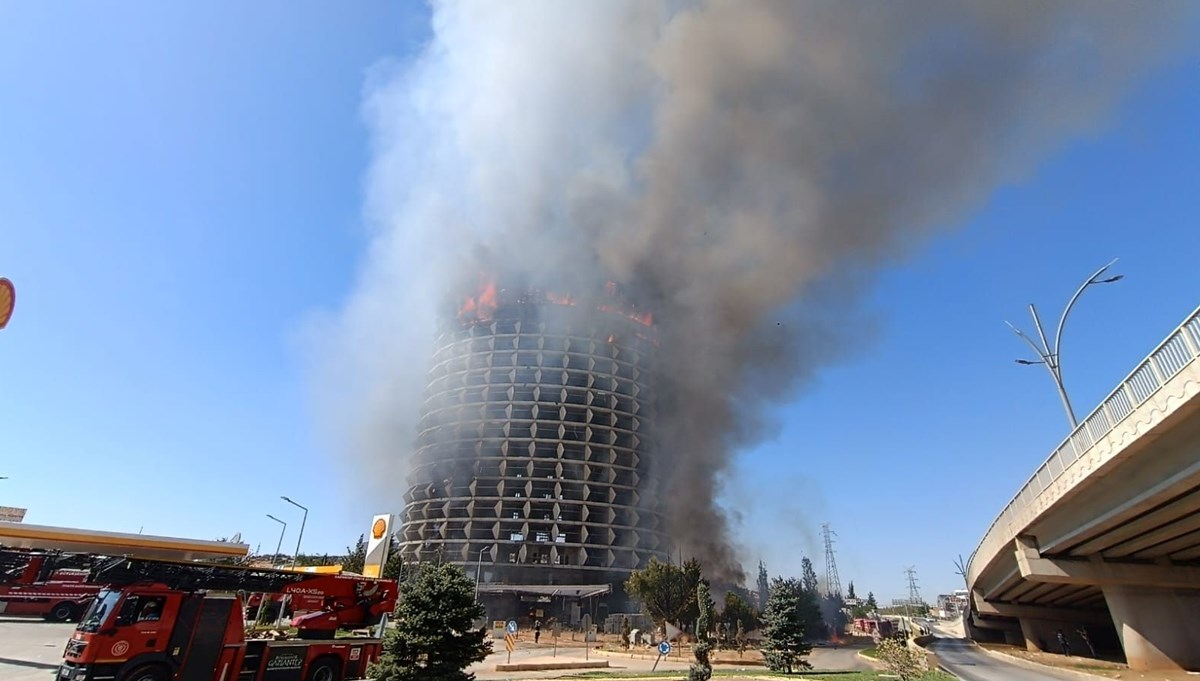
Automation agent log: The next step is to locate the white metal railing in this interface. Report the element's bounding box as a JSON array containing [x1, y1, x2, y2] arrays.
[[968, 304, 1200, 580]]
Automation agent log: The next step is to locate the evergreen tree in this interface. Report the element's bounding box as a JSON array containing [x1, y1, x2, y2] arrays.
[[866, 592, 878, 612], [796, 558, 826, 640], [760, 577, 812, 673], [343, 534, 367, 574], [756, 561, 770, 612], [689, 582, 715, 681], [382, 536, 406, 580], [846, 581, 857, 601], [800, 557, 820, 595], [369, 562, 491, 681]]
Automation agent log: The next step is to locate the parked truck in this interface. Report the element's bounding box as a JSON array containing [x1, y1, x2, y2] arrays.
[[0, 548, 104, 621], [56, 554, 397, 681]]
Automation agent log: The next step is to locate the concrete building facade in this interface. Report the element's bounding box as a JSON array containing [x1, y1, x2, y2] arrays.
[[398, 278, 669, 618]]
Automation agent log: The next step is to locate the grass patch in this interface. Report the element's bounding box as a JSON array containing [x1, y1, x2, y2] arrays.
[[858, 648, 879, 659]]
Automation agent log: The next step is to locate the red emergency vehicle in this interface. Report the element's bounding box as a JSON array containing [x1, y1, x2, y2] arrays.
[[56, 555, 397, 681], [0, 549, 104, 621]]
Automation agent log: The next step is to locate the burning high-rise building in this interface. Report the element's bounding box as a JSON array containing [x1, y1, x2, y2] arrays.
[[398, 275, 668, 617]]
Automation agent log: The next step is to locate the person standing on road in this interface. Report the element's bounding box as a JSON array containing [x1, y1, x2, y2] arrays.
[[1056, 629, 1071, 657], [534, 619, 542, 644], [1077, 627, 1096, 657]]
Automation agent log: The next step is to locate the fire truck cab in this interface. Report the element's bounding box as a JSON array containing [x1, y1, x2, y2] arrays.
[[57, 557, 395, 681]]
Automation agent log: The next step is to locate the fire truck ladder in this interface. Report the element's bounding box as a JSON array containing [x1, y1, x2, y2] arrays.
[[0, 548, 101, 584], [90, 556, 312, 593]]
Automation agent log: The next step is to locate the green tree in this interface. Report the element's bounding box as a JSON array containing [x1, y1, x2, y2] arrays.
[[876, 637, 926, 681], [343, 534, 367, 574], [796, 558, 826, 640], [689, 582, 715, 681], [624, 557, 703, 632], [760, 577, 812, 673], [369, 562, 491, 681], [720, 592, 758, 638], [800, 557, 820, 595], [382, 536, 406, 580], [865, 592, 878, 612], [756, 560, 770, 612], [846, 581, 857, 601]]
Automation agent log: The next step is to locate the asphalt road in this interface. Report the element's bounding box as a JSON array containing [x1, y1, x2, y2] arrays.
[[930, 637, 1085, 681], [0, 616, 73, 681]]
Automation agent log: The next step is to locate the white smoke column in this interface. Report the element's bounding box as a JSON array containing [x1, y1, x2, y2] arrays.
[[316, 1, 1190, 581]]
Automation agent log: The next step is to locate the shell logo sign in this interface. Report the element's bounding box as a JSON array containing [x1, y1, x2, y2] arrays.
[[0, 278, 13, 330], [363, 514, 394, 578]]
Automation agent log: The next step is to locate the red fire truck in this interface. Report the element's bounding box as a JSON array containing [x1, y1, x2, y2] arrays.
[[56, 555, 397, 681], [0, 549, 104, 621]]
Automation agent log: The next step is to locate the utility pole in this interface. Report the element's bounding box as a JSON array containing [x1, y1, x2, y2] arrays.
[[822, 523, 842, 599], [1007, 258, 1124, 429], [905, 566, 923, 609]]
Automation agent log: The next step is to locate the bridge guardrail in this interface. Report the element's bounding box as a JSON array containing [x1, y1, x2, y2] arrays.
[[967, 305, 1200, 582]]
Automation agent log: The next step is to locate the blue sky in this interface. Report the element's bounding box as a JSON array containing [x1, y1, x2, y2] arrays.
[[2, 4, 1198, 602]]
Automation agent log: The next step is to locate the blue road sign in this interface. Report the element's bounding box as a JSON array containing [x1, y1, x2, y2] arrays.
[[506, 620, 518, 634], [658, 641, 671, 655]]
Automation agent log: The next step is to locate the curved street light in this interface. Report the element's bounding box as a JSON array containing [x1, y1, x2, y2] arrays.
[[280, 496, 308, 570], [266, 514, 287, 566], [1007, 258, 1124, 429]]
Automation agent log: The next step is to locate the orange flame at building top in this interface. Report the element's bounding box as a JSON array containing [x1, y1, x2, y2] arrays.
[[458, 275, 653, 330]]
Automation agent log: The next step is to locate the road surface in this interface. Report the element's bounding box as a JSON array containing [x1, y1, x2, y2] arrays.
[[0, 616, 72, 681], [930, 637, 1088, 681]]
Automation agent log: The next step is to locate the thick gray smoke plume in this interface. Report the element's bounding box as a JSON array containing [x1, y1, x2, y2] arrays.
[[317, 1, 1188, 582]]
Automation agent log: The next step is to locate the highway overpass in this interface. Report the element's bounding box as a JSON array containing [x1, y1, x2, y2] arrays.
[[966, 305, 1200, 671]]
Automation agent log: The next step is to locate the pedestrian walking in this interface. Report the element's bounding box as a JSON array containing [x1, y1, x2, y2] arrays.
[[534, 619, 542, 644], [1056, 629, 1071, 657], [1077, 627, 1096, 657]]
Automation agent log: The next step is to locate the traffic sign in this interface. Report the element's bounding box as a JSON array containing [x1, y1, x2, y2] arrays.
[[504, 634, 516, 652], [506, 619, 518, 634], [658, 641, 671, 655]]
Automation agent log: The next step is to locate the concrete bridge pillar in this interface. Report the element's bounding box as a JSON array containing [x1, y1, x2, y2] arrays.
[[1103, 585, 1200, 671]]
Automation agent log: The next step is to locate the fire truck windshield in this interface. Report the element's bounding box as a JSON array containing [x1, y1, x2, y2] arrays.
[[78, 588, 121, 632]]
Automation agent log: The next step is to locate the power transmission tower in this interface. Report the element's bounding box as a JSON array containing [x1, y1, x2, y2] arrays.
[[822, 522, 842, 599], [904, 566, 923, 606]]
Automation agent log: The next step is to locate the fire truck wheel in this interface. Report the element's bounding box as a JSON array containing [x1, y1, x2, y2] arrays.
[[48, 602, 79, 622], [120, 664, 169, 681], [305, 657, 341, 681]]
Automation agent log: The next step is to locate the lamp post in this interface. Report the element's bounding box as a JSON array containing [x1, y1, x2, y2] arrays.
[[474, 547, 489, 602], [1007, 258, 1123, 430], [266, 514, 287, 567], [280, 496, 308, 570]]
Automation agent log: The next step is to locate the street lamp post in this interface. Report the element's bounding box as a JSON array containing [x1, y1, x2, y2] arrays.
[[1007, 259, 1124, 430], [280, 496, 308, 570], [266, 514, 287, 566], [474, 547, 489, 602]]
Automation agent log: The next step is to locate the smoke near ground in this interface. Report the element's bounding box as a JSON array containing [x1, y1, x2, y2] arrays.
[[315, 1, 1190, 583]]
